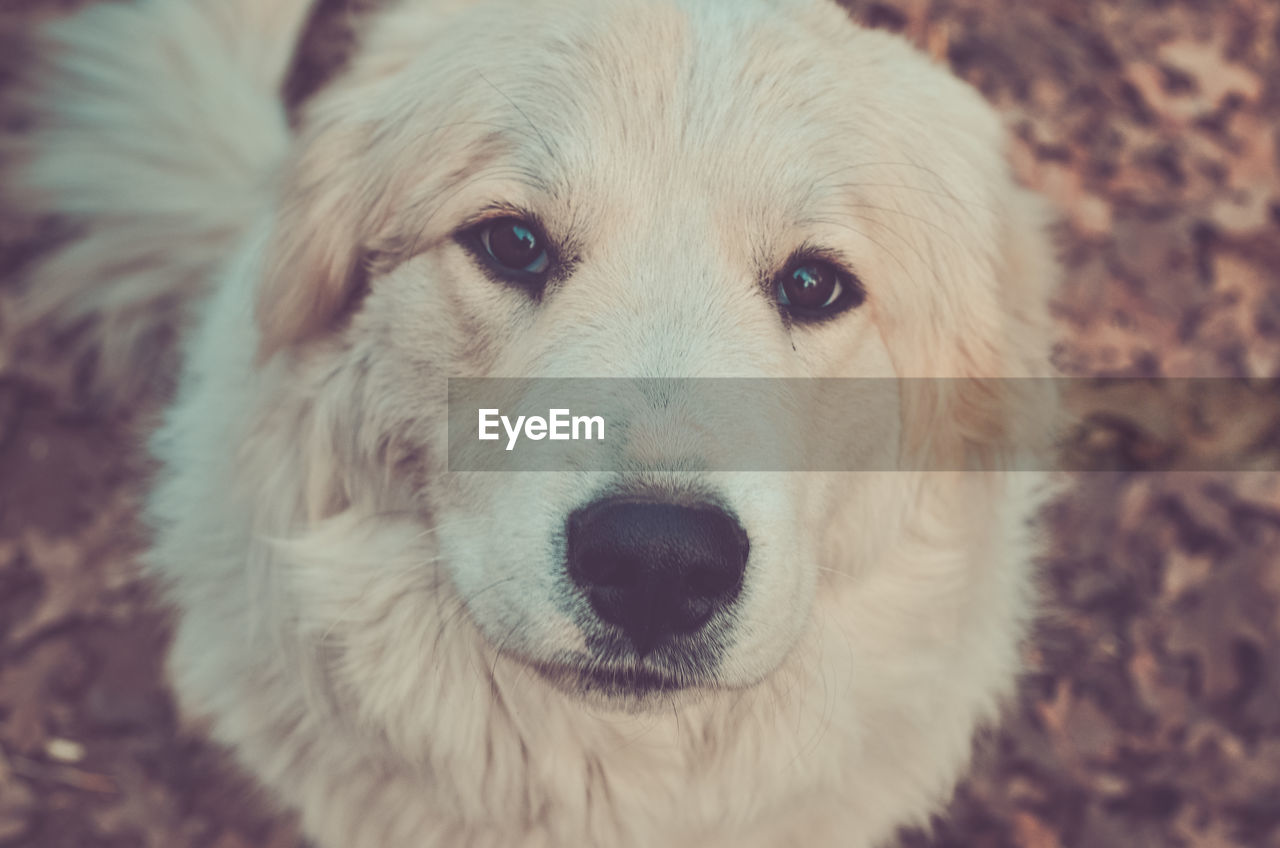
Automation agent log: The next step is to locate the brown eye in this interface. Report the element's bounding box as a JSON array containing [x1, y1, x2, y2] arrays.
[[775, 259, 863, 319], [476, 217, 551, 276]]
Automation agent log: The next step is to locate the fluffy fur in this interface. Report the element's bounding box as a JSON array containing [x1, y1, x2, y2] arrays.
[[6, 0, 1058, 845]]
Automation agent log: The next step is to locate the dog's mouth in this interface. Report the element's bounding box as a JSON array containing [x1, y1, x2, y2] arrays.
[[531, 659, 705, 703], [577, 665, 687, 695]]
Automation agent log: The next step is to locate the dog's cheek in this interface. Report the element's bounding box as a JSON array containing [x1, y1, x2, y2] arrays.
[[438, 470, 612, 660], [372, 253, 541, 380]]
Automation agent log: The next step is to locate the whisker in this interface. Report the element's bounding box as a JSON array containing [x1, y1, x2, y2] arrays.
[[827, 181, 994, 215], [806, 214, 927, 288], [811, 159, 978, 203], [435, 574, 522, 643], [840, 203, 977, 255], [477, 72, 558, 161], [403, 163, 553, 259]]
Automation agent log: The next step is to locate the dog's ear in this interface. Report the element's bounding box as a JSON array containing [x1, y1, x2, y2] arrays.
[[960, 184, 1059, 468], [256, 124, 386, 359], [253, 0, 486, 360], [897, 181, 1060, 471]]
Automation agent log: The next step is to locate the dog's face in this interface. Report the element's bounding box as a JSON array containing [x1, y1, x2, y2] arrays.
[[256, 0, 1052, 709]]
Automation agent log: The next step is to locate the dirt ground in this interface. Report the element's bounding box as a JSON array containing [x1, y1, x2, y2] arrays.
[[2, 0, 1280, 846]]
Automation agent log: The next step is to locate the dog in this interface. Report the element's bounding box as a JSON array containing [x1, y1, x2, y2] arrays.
[[5, 0, 1059, 845]]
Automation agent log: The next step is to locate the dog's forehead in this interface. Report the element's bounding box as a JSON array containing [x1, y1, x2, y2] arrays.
[[492, 2, 874, 215], [338, 0, 1006, 266], [411, 0, 999, 246]]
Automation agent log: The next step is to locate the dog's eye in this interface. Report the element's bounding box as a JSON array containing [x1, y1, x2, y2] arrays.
[[475, 217, 551, 277], [775, 259, 864, 320]]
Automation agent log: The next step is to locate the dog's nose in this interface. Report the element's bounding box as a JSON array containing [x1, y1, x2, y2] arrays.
[[566, 499, 749, 656]]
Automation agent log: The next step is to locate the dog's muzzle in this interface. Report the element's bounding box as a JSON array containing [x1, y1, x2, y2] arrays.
[[566, 498, 749, 657]]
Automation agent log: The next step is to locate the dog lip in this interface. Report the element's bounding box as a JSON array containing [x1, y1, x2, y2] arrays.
[[535, 660, 695, 698], [580, 665, 686, 694]]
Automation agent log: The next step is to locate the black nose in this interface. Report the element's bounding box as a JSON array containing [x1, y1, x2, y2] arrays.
[[566, 499, 749, 656]]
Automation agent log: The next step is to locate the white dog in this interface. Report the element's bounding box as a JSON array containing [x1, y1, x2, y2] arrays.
[[6, 0, 1058, 845]]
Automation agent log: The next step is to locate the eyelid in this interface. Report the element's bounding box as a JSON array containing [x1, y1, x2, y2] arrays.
[[776, 245, 853, 277], [456, 204, 541, 236]]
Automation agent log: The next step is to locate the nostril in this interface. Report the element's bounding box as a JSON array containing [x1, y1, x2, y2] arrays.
[[565, 497, 749, 654], [672, 595, 716, 633]]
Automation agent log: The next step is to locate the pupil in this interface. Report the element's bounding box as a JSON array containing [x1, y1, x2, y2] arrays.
[[494, 223, 537, 265], [790, 265, 831, 306]]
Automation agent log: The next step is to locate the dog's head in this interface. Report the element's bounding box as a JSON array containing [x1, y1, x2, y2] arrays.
[[249, 0, 1054, 711]]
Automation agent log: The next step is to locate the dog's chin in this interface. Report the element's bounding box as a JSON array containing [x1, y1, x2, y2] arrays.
[[529, 658, 717, 712]]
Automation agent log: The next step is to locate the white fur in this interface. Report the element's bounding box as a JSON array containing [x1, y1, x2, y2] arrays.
[[7, 0, 1058, 845]]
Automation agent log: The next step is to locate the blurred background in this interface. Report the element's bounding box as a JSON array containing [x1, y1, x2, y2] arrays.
[[1, 0, 1279, 845]]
